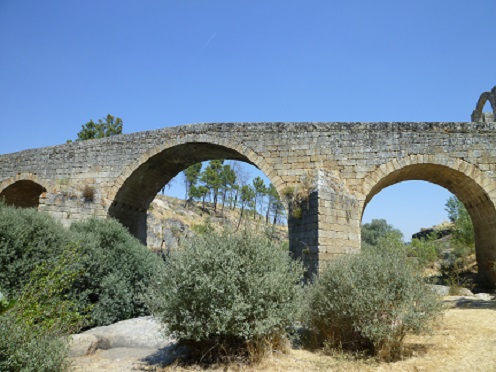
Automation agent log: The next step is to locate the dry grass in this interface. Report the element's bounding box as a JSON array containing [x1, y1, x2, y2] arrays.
[[156, 308, 496, 372], [150, 195, 288, 238]]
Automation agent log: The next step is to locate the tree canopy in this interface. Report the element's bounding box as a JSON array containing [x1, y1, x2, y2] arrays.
[[361, 219, 403, 249], [445, 196, 474, 247], [75, 114, 123, 141], [181, 160, 284, 226]]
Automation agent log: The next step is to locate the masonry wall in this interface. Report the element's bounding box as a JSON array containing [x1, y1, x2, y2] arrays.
[[1, 122, 496, 283]]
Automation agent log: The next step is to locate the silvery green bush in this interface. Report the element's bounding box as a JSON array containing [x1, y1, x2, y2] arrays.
[[305, 246, 442, 360], [69, 217, 164, 326], [146, 230, 304, 362]]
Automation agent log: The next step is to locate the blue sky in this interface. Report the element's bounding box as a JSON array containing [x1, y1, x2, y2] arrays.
[[1, 1, 495, 239]]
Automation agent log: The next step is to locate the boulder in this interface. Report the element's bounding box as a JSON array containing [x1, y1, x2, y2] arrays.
[[475, 293, 494, 301], [69, 333, 99, 357], [428, 284, 450, 296], [428, 284, 473, 296], [79, 316, 174, 350]]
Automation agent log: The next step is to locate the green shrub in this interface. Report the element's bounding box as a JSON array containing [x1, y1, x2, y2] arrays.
[[361, 219, 403, 249], [305, 247, 442, 361], [0, 203, 69, 298], [0, 203, 163, 328], [146, 230, 304, 363], [69, 217, 164, 326], [0, 244, 85, 372], [408, 234, 442, 266]]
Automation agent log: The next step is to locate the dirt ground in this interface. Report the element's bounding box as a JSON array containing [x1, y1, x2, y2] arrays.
[[71, 306, 496, 372]]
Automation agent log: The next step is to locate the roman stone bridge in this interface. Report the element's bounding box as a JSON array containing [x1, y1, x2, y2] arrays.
[[2, 120, 496, 285]]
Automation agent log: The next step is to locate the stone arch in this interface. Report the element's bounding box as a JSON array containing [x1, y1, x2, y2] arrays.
[[107, 136, 285, 243], [471, 86, 496, 122], [0, 173, 48, 209], [361, 155, 496, 286]]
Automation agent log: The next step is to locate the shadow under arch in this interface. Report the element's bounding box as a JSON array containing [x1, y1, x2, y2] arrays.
[[108, 142, 284, 244], [362, 161, 496, 287], [0, 179, 47, 209]]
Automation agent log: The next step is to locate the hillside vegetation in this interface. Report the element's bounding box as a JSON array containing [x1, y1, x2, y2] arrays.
[[147, 194, 288, 253]]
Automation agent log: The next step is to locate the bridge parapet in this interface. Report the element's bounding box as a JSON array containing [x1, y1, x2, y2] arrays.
[[1, 121, 496, 284]]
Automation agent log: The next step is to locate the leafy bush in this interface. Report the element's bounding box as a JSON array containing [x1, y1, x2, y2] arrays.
[[69, 217, 164, 326], [305, 246, 442, 361], [361, 219, 403, 249], [0, 244, 85, 372], [0, 203, 163, 328], [0, 203, 69, 298], [408, 234, 442, 266], [445, 196, 474, 248], [146, 230, 304, 363]]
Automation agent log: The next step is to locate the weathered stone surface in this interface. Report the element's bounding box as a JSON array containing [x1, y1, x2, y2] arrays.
[[475, 293, 494, 301], [79, 316, 173, 350], [70, 317, 185, 372], [428, 284, 451, 296], [69, 334, 99, 357], [443, 295, 496, 309], [428, 284, 474, 297], [146, 196, 192, 251], [472, 86, 496, 122], [2, 115, 496, 283]]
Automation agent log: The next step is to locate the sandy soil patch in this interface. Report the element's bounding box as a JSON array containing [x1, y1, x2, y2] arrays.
[[71, 307, 496, 371]]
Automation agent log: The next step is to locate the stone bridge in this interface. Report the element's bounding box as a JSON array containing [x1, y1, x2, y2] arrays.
[[2, 118, 496, 285]]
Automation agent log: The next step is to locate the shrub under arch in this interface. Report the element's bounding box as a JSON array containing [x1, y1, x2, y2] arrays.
[[305, 245, 442, 360], [146, 229, 304, 362]]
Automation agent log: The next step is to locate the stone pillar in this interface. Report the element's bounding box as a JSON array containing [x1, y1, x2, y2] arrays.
[[316, 170, 361, 268], [288, 189, 319, 279], [287, 169, 362, 279]]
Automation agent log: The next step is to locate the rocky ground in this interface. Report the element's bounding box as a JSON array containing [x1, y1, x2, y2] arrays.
[[70, 291, 496, 372], [146, 195, 288, 252]]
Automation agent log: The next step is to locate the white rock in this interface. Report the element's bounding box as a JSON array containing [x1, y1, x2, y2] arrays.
[[428, 284, 450, 296], [69, 333, 99, 357], [475, 293, 493, 301], [80, 316, 173, 350]]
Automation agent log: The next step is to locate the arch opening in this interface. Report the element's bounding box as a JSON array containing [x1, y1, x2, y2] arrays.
[[471, 87, 496, 122], [108, 142, 288, 248], [362, 180, 452, 242], [0, 180, 47, 209], [481, 100, 495, 122], [363, 163, 496, 287]]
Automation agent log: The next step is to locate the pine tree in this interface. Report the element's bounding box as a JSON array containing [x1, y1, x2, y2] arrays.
[[236, 185, 255, 231], [75, 114, 123, 141], [201, 160, 224, 210], [252, 176, 266, 220], [183, 163, 202, 206], [219, 164, 236, 217]]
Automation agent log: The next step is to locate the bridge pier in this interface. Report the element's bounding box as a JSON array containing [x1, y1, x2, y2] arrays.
[[288, 169, 362, 278]]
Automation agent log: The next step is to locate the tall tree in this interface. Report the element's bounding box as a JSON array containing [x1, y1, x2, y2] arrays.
[[361, 219, 403, 249], [201, 160, 224, 210], [75, 114, 123, 141], [236, 185, 255, 231], [266, 184, 283, 225], [252, 176, 266, 220], [219, 164, 236, 217], [228, 161, 249, 210], [183, 163, 202, 205], [445, 196, 474, 247], [190, 185, 209, 211]]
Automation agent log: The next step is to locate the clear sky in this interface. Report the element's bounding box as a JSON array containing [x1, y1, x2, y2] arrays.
[[1, 1, 495, 239]]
